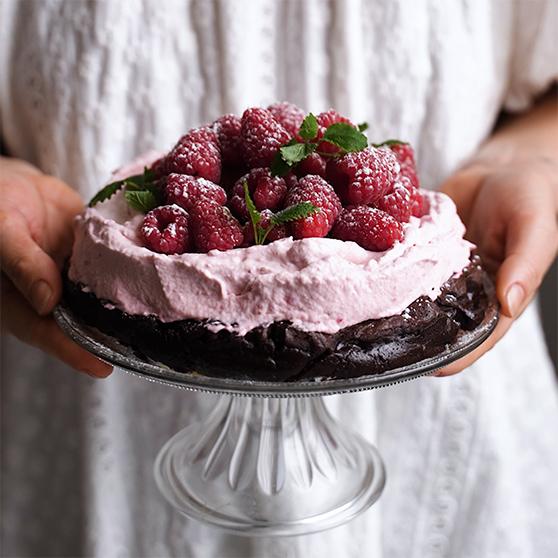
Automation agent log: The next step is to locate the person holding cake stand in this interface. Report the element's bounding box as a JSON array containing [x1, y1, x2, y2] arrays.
[[1, 1, 557, 557]]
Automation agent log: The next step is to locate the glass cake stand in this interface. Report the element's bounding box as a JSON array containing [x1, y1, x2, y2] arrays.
[[54, 304, 498, 537]]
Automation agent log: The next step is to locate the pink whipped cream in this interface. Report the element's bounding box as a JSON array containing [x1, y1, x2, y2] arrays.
[[70, 170, 473, 334]]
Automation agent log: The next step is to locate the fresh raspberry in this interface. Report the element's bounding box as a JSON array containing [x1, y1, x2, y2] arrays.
[[331, 206, 403, 251], [326, 147, 399, 205], [295, 152, 327, 178], [213, 114, 243, 166], [316, 109, 354, 155], [389, 142, 419, 188], [185, 126, 219, 144], [284, 175, 341, 239], [190, 200, 244, 252], [164, 174, 227, 211], [242, 209, 288, 246], [140, 205, 191, 255], [376, 177, 412, 223], [240, 108, 290, 168], [164, 127, 221, 183], [267, 102, 305, 137], [410, 188, 430, 218], [230, 168, 287, 221]]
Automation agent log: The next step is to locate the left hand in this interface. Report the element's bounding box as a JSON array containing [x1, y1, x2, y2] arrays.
[[435, 155, 558, 376]]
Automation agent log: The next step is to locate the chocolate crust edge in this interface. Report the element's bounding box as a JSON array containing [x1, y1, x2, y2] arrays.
[[62, 255, 497, 382]]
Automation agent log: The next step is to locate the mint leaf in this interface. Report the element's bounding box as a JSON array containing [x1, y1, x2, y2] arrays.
[[270, 202, 319, 226], [243, 181, 261, 227], [373, 139, 407, 148], [322, 123, 367, 153], [280, 143, 307, 164], [124, 179, 159, 194], [270, 142, 316, 176], [124, 190, 159, 213], [357, 122, 369, 132], [88, 181, 122, 207], [270, 151, 292, 177], [244, 181, 267, 244], [298, 113, 319, 141], [243, 182, 318, 245], [280, 142, 317, 165], [88, 167, 158, 207]]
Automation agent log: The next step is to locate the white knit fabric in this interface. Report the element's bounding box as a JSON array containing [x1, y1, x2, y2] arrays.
[[1, 1, 557, 557]]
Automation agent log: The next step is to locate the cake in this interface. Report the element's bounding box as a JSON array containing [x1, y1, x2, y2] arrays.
[[64, 104, 496, 381]]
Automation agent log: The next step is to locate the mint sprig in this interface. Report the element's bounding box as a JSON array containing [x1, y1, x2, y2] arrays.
[[124, 190, 160, 213], [279, 142, 315, 164], [298, 113, 319, 140], [270, 202, 319, 227], [270, 152, 293, 177], [88, 167, 161, 213], [88, 181, 122, 207], [270, 112, 369, 177], [270, 138, 317, 176], [244, 181, 263, 242], [321, 123, 368, 152], [243, 181, 318, 245]]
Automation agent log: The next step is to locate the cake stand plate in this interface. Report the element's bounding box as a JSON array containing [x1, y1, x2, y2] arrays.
[[54, 304, 498, 536]]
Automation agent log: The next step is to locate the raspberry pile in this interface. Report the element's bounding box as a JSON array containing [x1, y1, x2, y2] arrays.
[[111, 103, 430, 254]]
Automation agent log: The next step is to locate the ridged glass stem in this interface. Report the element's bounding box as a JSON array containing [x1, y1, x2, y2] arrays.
[[154, 395, 385, 535]]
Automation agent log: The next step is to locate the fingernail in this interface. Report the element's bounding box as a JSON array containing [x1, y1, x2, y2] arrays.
[[30, 280, 52, 314], [81, 362, 113, 378], [506, 283, 525, 317]]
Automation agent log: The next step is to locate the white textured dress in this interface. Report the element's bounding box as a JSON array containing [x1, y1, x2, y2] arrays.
[[1, 1, 557, 557]]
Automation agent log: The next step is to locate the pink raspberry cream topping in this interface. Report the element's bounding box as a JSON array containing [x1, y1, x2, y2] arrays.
[[70, 169, 473, 335]]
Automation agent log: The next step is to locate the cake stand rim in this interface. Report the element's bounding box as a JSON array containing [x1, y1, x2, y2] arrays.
[[53, 303, 498, 398]]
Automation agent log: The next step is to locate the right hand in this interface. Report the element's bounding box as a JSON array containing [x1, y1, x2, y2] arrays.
[[0, 156, 112, 377]]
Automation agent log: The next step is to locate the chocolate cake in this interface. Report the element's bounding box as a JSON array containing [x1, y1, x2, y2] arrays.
[[64, 104, 497, 382], [63, 256, 495, 381]]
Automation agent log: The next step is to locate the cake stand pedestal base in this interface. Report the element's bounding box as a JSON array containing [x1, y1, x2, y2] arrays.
[[54, 303, 498, 537], [153, 396, 385, 536]]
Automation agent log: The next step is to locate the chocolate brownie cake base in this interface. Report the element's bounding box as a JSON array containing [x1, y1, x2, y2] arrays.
[[63, 256, 496, 382]]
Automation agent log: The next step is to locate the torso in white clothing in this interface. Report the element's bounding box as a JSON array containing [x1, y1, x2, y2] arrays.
[[1, 1, 557, 557]]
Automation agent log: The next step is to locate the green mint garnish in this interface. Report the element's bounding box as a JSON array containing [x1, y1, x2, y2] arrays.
[[270, 202, 319, 227], [124, 190, 159, 213], [88, 167, 161, 213], [88, 181, 122, 207], [270, 151, 293, 177], [271, 138, 315, 177], [243, 181, 264, 243], [321, 123, 367, 153], [373, 139, 407, 148], [280, 143, 309, 164], [270, 112, 369, 176], [243, 181, 318, 245], [298, 113, 319, 141], [279, 142, 316, 165]]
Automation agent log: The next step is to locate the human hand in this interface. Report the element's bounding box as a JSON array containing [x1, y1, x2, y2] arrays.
[[436, 155, 558, 376], [0, 156, 112, 377]]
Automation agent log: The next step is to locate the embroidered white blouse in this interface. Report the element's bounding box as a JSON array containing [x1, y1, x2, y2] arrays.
[[1, 1, 557, 557]]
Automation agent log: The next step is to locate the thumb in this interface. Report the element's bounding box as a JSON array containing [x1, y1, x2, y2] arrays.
[[497, 211, 557, 319], [0, 211, 62, 315]]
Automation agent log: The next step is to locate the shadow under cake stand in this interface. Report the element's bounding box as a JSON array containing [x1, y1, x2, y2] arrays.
[[54, 304, 498, 537]]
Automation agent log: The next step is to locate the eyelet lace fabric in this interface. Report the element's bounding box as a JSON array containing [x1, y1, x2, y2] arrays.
[[1, 1, 557, 557]]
